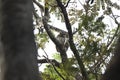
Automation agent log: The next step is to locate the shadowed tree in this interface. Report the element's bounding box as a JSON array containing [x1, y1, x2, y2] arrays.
[[0, 0, 42, 80], [101, 36, 120, 80]]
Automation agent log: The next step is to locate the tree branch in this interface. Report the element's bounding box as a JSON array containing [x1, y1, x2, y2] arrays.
[[32, 1, 68, 63], [45, 57, 66, 80], [42, 17, 68, 63], [65, 0, 71, 7], [55, 0, 89, 80], [37, 59, 60, 67], [101, 35, 120, 80], [33, 0, 44, 12], [107, 10, 120, 48]]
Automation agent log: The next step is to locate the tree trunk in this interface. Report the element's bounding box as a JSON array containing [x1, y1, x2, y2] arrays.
[[101, 36, 120, 80], [0, 0, 42, 80]]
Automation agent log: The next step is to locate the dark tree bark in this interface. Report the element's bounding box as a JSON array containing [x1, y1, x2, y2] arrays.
[[0, 0, 42, 80], [101, 36, 120, 80]]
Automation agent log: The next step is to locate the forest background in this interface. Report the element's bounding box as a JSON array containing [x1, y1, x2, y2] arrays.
[[33, 0, 120, 80]]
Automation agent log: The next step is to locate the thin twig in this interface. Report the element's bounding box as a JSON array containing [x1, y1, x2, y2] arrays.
[[107, 11, 120, 48]]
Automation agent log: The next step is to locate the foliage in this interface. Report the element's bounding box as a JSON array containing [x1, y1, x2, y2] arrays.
[[33, 0, 120, 80], [42, 57, 78, 80], [35, 32, 49, 49]]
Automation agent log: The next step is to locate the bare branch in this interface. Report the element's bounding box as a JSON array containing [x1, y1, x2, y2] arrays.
[[37, 59, 60, 67], [42, 17, 68, 63], [33, 0, 44, 12], [55, 0, 89, 80], [65, 0, 71, 7]]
